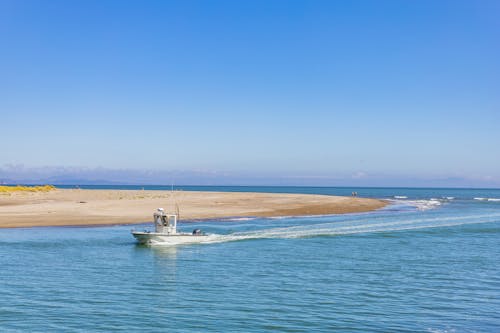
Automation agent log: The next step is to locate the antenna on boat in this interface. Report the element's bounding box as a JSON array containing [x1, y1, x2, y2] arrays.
[[175, 203, 180, 221], [170, 178, 180, 221], [169, 178, 175, 212]]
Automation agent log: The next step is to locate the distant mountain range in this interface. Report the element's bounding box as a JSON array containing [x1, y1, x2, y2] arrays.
[[1, 165, 499, 188]]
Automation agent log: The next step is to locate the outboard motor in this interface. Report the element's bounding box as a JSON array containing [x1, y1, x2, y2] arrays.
[[192, 229, 202, 235]]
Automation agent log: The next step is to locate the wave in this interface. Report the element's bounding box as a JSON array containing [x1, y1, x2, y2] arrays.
[[474, 197, 500, 202], [390, 196, 455, 210], [393, 195, 455, 201], [223, 217, 258, 222], [391, 199, 442, 211]]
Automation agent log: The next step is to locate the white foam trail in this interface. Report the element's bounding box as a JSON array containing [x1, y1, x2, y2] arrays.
[[394, 196, 408, 199], [198, 212, 500, 245]]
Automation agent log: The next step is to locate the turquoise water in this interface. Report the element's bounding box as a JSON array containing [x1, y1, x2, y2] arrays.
[[1, 187, 500, 332]]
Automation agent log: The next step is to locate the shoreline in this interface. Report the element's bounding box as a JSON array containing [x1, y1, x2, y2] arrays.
[[0, 189, 388, 228]]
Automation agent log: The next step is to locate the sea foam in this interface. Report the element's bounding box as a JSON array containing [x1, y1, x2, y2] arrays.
[[474, 197, 500, 202], [390, 198, 443, 210]]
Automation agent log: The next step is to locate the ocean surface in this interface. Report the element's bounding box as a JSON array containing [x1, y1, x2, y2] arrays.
[[1, 186, 499, 332]]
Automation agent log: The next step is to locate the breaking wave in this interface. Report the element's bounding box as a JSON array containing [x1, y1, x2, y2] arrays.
[[391, 199, 443, 210], [474, 197, 500, 202], [389, 196, 456, 211]]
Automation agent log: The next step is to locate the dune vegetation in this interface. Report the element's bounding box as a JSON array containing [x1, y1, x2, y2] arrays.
[[0, 185, 56, 193]]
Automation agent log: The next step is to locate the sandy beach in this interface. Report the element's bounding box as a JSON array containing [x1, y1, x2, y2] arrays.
[[0, 189, 387, 228]]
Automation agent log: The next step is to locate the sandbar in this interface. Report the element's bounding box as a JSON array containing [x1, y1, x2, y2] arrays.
[[0, 189, 387, 228]]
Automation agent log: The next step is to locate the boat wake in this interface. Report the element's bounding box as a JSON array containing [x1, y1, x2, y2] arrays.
[[195, 212, 500, 245]]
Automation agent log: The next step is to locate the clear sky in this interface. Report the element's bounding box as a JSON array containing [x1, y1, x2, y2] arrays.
[[1, 0, 499, 186]]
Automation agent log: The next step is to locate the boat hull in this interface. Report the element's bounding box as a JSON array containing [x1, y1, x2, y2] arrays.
[[132, 231, 209, 246]]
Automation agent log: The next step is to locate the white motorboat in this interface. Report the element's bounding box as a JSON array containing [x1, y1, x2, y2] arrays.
[[132, 208, 208, 245]]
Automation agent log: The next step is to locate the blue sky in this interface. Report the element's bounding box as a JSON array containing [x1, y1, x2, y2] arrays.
[[1, 0, 499, 186]]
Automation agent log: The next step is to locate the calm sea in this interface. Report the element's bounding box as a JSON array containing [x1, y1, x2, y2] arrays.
[[1, 186, 499, 332]]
